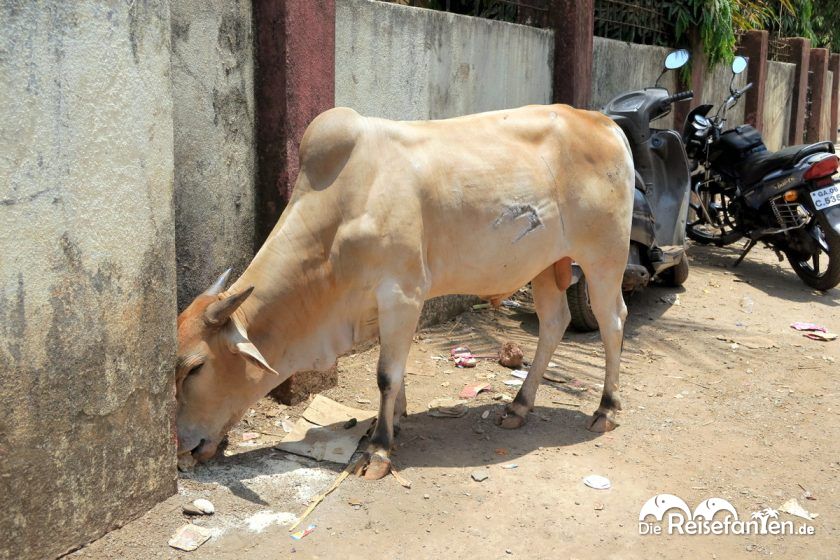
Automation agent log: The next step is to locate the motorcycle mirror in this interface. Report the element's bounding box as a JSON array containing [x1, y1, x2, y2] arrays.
[[664, 49, 690, 70], [731, 56, 748, 75]]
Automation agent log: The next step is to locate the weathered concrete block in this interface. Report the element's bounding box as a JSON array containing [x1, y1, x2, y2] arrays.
[[0, 2, 177, 558], [171, 0, 256, 309]]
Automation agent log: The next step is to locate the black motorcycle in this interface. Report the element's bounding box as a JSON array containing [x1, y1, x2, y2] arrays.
[[569, 49, 694, 330], [683, 56, 840, 290]]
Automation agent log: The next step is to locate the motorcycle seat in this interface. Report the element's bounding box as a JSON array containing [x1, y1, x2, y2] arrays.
[[739, 141, 835, 186]]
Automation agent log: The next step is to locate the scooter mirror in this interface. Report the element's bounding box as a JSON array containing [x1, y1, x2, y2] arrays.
[[664, 49, 690, 70], [732, 56, 748, 74]]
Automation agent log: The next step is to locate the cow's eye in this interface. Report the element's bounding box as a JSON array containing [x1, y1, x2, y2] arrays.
[[186, 364, 203, 378]]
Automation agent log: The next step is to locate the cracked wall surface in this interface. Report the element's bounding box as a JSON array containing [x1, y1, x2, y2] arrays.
[[0, 2, 177, 558], [170, 0, 256, 309]]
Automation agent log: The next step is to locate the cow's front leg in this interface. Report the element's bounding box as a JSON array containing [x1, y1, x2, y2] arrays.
[[361, 282, 424, 480], [499, 266, 570, 429]]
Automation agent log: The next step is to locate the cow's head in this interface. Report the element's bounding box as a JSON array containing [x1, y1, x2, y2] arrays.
[[175, 269, 278, 470]]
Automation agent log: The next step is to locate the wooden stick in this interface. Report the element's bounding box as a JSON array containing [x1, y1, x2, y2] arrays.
[[289, 455, 364, 532]]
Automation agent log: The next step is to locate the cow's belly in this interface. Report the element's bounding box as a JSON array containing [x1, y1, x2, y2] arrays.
[[423, 198, 569, 298]]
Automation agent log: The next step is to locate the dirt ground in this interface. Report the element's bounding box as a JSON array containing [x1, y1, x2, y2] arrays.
[[70, 242, 838, 559]]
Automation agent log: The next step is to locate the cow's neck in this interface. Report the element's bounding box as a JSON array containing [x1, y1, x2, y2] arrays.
[[226, 199, 355, 380]]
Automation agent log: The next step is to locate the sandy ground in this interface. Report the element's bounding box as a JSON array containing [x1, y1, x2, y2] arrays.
[[70, 242, 839, 559]]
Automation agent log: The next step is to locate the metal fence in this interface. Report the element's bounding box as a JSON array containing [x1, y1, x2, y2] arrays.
[[594, 0, 673, 46], [378, 0, 550, 28]]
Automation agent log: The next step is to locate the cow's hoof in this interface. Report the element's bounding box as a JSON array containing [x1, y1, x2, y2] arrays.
[[361, 453, 392, 480], [587, 411, 618, 433], [496, 411, 526, 430]]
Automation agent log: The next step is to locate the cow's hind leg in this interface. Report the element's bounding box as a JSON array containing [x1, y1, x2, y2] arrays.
[[499, 265, 571, 429], [579, 260, 628, 432], [361, 281, 424, 480]]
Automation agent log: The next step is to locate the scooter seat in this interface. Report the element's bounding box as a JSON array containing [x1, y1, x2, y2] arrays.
[[739, 141, 835, 186]]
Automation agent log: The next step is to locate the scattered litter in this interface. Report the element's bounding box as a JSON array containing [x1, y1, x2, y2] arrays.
[[715, 335, 777, 349], [778, 498, 818, 520], [594, 502, 604, 511], [471, 471, 489, 482], [348, 498, 363, 508], [459, 382, 492, 399], [803, 332, 837, 342], [276, 395, 376, 463], [798, 483, 816, 500], [168, 524, 212, 551], [278, 420, 295, 433], [548, 361, 558, 368], [790, 322, 827, 332], [472, 303, 491, 310], [451, 346, 472, 357], [740, 296, 754, 313], [424, 493, 430, 499], [290, 524, 316, 540], [495, 394, 513, 403], [659, 294, 681, 305], [583, 475, 611, 490], [455, 355, 477, 368], [498, 341, 525, 368], [501, 464, 518, 470], [543, 371, 567, 383], [182, 502, 204, 516], [191, 498, 214, 515], [510, 369, 529, 379], [355, 397, 371, 405], [501, 299, 522, 308], [494, 448, 508, 456], [504, 379, 524, 387], [241, 432, 259, 441], [481, 410, 490, 420], [427, 398, 468, 418]]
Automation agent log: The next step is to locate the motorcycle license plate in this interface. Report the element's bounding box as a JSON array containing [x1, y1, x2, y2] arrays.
[[810, 183, 840, 210]]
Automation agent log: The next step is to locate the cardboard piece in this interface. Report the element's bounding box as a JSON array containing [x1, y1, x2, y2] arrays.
[[276, 395, 376, 463]]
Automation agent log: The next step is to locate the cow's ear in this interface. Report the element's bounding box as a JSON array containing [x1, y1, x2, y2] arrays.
[[204, 286, 254, 327], [223, 319, 279, 376]]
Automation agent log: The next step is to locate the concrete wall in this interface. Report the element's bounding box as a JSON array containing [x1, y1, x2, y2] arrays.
[[763, 61, 797, 150], [0, 2, 177, 558], [702, 59, 748, 128], [592, 37, 679, 128], [335, 0, 553, 120], [170, 0, 256, 309]]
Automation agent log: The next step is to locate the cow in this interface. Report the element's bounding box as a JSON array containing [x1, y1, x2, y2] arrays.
[[175, 104, 634, 479]]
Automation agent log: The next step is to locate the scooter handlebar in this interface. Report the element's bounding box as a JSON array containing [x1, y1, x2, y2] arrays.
[[663, 90, 694, 105]]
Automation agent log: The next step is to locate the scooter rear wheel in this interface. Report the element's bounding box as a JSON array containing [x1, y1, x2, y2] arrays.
[[567, 275, 600, 332], [659, 255, 690, 287], [787, 213, 840, 291]]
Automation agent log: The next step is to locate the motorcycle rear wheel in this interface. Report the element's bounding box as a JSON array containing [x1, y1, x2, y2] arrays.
[[787, 213, 840, 291], [686, 189, 744, 246]]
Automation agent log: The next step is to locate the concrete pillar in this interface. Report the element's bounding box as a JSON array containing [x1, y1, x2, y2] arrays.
[[806, 48, 829, 142], [549, 0, 594, 107], [0, 2, 177, 559], [829, 53, 840, 142], [254, 0, 337, 400], [254, 0, 336, 242], [782, 37, 811, 145], [737, 30, 768, 132], [171, 0, 257, 309]]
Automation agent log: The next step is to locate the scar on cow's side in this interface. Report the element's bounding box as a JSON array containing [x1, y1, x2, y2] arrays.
[[493, 204, 545, 243]]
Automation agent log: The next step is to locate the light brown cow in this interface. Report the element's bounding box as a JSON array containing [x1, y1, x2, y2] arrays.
[[176, 104, 634, 478]]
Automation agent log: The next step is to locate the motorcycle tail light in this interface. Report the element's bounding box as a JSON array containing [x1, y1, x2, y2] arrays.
[[803, 155, 839, 180], [783, 190, 798, 202]]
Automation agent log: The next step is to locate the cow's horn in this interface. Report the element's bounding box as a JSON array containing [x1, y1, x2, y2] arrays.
[[204, 286, 254, 326], [204, 268, 232, 296]]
